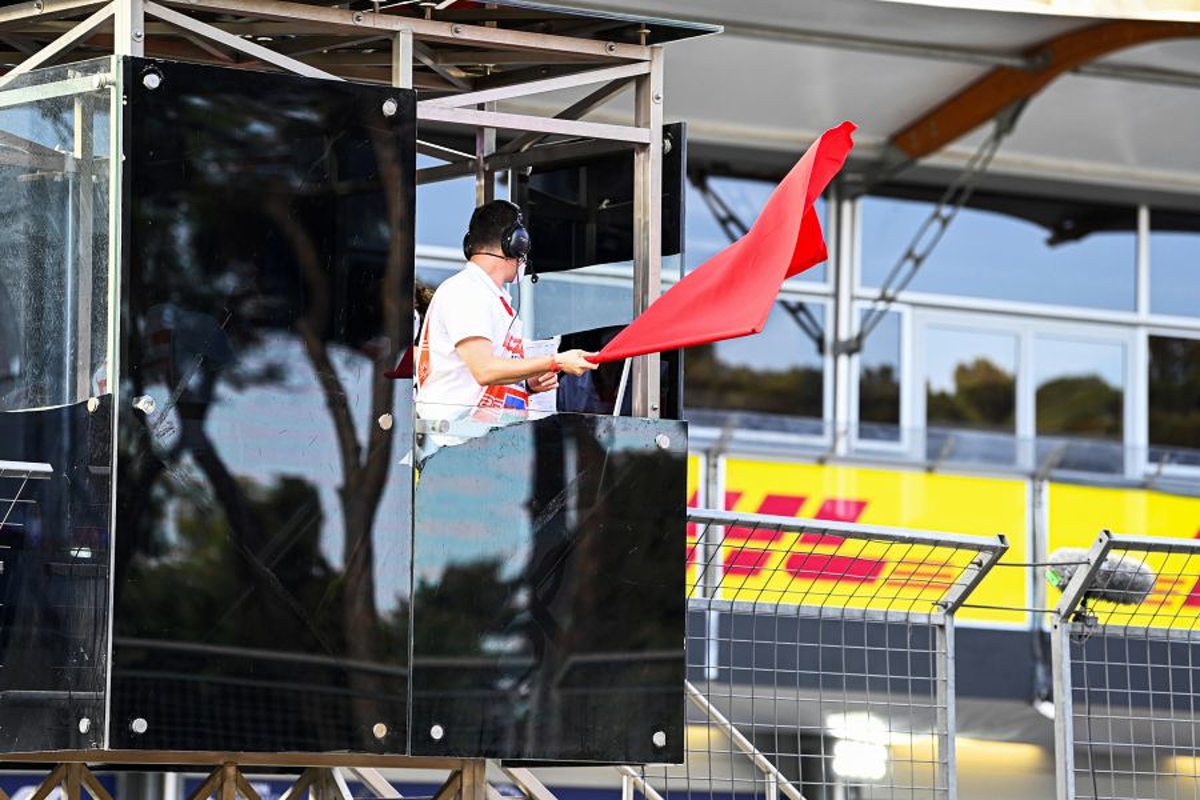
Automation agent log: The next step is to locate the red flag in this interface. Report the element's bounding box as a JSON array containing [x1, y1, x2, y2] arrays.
[[594, 121, 856, 364]]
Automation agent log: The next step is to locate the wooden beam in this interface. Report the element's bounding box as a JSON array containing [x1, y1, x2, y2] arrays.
[[889, 19, 1200, 161]]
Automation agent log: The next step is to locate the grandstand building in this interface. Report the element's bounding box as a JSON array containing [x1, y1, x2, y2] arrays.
[[408, 1, 1200, 797]]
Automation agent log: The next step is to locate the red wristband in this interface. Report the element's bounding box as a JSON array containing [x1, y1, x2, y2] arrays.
[[550, 353, 559, 372]]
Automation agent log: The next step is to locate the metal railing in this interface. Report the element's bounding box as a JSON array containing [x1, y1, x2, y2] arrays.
[[640, 509, 1008, 800], [1051, 530, 1200, 800]]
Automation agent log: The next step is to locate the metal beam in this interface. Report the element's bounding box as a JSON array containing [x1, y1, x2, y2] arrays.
[[422, 61, 647, 108], [157, 0, 650, 61], [496, 77, 634, 154], [143, 1, 343, 80], [417, 104, 650, 143], [393, 27, 412, 89], [113, 0, 144, 57], [888, 19, 1200, 161], [412, 38, 471, 91], [0, 2, 111, 87], [0, 0, 108, 26], [630, 45, 662, 419]]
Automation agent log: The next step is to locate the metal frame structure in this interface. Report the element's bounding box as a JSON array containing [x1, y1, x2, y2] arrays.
[[0, 1, 716, 797], [644, 509, 1008, 800], [1051, 530, 1200, 800], [0, 0, 717, 419]]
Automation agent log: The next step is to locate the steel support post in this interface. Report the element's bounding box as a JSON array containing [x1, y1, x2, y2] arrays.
[[393, 27, 413, 89], [114, 0, 145, 57], [935, 620, 958, 799], [630, 45, 662, 418], [72, 90, 95, 402], [1051, 616, 1076, 800], [831, 187, 855, 455]]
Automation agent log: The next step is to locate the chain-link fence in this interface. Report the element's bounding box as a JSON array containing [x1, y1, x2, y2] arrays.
[[1051, 530, 1200, 800], [639, 509, 1007, 800]]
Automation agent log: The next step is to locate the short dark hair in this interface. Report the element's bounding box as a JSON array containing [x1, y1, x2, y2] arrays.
[[465, 199, 522, 256]]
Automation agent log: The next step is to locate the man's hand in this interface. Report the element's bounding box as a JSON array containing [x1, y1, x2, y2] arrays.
[[555, 349, 598, 376], [527, 371, 559, 394]]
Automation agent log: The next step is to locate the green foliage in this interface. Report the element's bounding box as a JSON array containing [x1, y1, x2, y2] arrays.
[[927, 357, 1015, 430], [685, 343, 822, 417]]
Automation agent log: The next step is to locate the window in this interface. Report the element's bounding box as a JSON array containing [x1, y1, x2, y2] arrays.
[[857, 310, 902, 442], [1034, 336, 1124, 473], [860, 196, 1136, 310], [684, 300, 826, 434], [1148, 335, 1200, 467], [923, 325, 1018, 464], [1149, 228, 1200, 319]]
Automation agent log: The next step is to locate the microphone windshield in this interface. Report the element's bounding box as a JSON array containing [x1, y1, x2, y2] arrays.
[[1047, 548, 1156, 606]]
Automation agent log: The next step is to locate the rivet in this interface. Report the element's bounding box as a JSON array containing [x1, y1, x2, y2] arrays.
[[378, 413, 394, 430], [655, 434, 670, 450], [130, 718, 148, 735], [605, 42, 618, 54], [86, 397, 99, 414], [653, 91, 663, 104], [382, 98, 398, 117], [142, 72, 161, 90], [353, 11, 366, 24], [372, 722, 388, 739], [78, 718, 91, 734], [430, 724, 444, 740], [132, 29, 144, 42], [451, 24, 464, 36], [652, 730, 667, 748]]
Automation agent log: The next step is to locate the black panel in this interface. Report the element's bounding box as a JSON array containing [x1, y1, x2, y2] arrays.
[[111, 58, 416, 753], [0, 398, 112, 752], [515, 123, 685, 274], [556, 325, 683, 420], [411, 414, 687, 761]]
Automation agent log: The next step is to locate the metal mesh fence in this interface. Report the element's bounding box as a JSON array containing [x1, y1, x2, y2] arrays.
[[1051, 531, 1200, 800], [642, 509, 1007, 800]]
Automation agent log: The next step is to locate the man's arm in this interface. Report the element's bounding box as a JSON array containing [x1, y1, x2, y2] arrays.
[[456, 337, 596, 386]]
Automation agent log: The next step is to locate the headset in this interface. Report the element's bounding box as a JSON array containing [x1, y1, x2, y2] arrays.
[[462, 199, 532, 264]]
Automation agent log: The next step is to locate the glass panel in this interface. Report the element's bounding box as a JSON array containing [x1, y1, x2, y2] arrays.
[[0, 59, 114, 753], [0, 64, 111, 412], [684, 300, 826, 435], [530, 273, 632, 339], [686, 177, 827, 284], [1034, 336, 1124, 473], [857, 311, 902, 442], [1148, 336, 1200, 468], [924, 325, 1017, 464], [411, 414, 686, 761], [111, 58, 416, 753], [861, 196, 1136, 310], [1149, 229, 1200, 319], [0, 398, 112, 752]]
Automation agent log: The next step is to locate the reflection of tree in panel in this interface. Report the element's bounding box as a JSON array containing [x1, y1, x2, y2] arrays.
[[860, 365, 900, 425], [122, 476, 339, 648], [119, 85, 412, 748], [1037, 375, 1122, 438], [927, 357, 1015, 430], [1149, 336, 1200, 450], [685, 343, 822, 417]]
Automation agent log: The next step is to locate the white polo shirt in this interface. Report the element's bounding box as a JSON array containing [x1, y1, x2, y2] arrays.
[[415, 262, 528, 423]]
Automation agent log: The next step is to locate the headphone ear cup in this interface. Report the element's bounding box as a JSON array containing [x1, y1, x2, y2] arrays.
[[504, 223, 531, 260], [462, 232, 472, 261]]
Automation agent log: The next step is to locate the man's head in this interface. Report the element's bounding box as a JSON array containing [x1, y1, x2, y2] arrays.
[[462, 200, 531, 265]]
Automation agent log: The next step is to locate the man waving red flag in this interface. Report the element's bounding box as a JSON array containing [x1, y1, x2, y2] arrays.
[[594, 121, 856, 364]]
